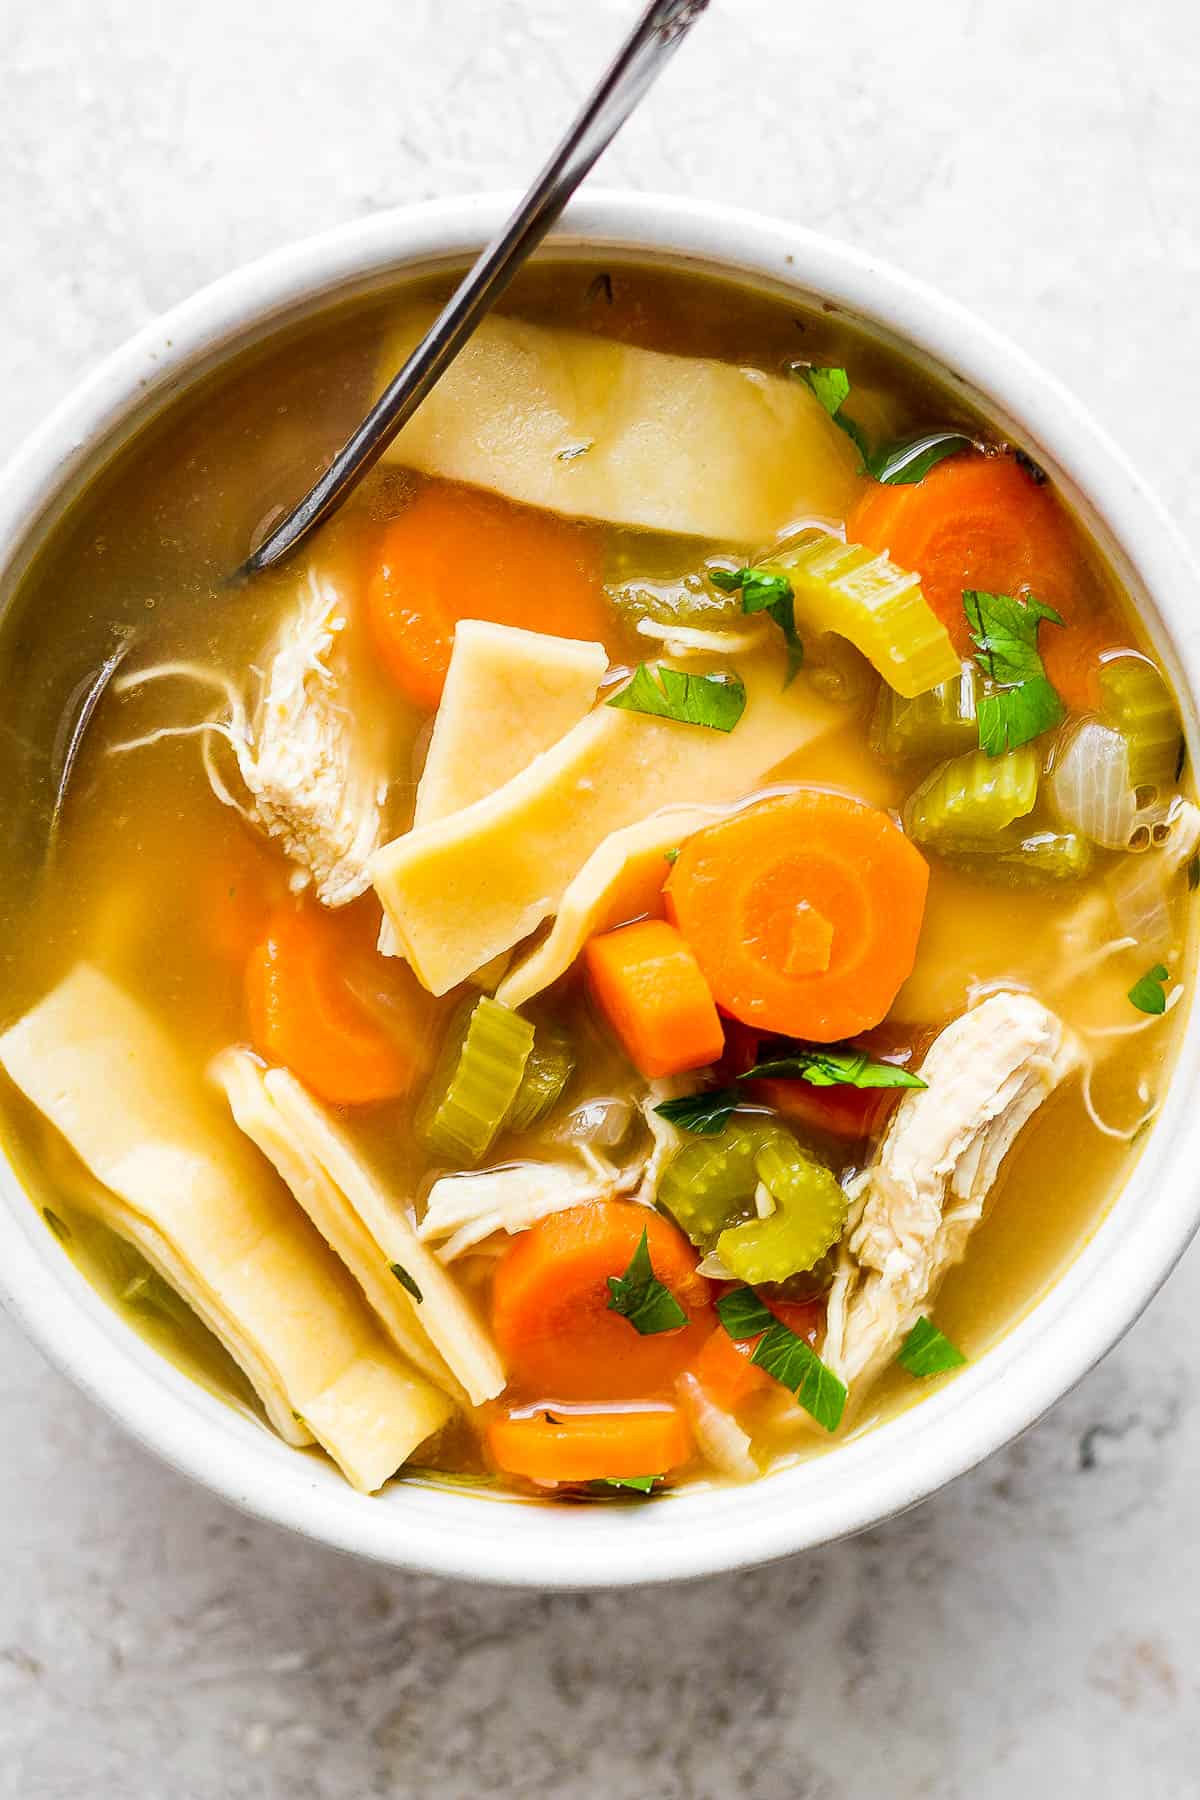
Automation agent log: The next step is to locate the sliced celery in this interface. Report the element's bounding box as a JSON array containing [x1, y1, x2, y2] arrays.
[[1099, 656, 1182, 792], [657, 1118, 786, 1250], [505, 1025, 576, 1132], [418, 997, 534, 1165], [773, 533, 960, 699], [870, 663, 979, 764], [904, 745, 1039, 846], [949, 828, 1094, 886], [717, 1137, 848, 1285]]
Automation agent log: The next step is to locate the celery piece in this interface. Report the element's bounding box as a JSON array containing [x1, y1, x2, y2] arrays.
[[773, 532, 960, 699], [1099, 656, 1182, 792], [506, 1026, 576, 1132], [870, 662, 979, 764], [717, 1137, 848, 1286], [418, 997, 535, 1165], [657, 1118, 787, 1250], [948, 827, 1094, 886], [903, 744, 1039, 846]]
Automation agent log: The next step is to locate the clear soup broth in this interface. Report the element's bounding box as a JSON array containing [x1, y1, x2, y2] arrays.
[[0, 260, 1191, 1499]]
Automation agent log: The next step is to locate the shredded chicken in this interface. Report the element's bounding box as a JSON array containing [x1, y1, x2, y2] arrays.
[[113, 566, 385, 907], [231, 569, 386, 905], [823, 991, 1081, 1399], [418, 1159, 619, 1263]]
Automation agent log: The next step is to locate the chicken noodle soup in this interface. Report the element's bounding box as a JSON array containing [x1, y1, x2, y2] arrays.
[[0, 262, 1192, 1498]]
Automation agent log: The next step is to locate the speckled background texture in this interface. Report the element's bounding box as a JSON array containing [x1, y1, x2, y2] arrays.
[[2, 2, 1198, 1795]]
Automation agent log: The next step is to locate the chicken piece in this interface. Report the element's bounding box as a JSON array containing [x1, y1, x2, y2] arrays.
[[418, 1159, 617, 1263], [823, 991, 1081, 1399], [232, 567, 386, 906]]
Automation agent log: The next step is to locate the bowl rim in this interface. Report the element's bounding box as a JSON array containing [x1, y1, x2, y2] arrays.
[[3, 189, 1199, 1589]]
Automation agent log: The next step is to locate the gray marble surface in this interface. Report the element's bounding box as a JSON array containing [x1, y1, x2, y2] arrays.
[[2, 2, 1199, 1795]]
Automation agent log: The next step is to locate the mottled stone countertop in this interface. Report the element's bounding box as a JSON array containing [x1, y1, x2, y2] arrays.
[[2, 2, 1198, 1795]]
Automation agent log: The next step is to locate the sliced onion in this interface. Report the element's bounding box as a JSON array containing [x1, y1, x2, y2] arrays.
[[1107, 797, 1200, 950], [548, 1094, 636, 1149], [1049, 720, 1141, 849]]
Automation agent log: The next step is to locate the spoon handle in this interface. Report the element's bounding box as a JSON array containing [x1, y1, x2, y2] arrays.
[[238, 0, 711, 579]]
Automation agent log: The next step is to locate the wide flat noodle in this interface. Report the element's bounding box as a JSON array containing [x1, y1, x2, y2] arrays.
[[373, 647, 839, 995], [261, 1067, 506, 1406], [415, 621, 608, 826], [377, 306, 862, 544], [496, 803, 725, 1010], [213, 1047, 460, 1400], [0, 965, 443, 1491]]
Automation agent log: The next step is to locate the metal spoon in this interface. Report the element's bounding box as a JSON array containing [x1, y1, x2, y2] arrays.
[[234, 0, 711, 582]]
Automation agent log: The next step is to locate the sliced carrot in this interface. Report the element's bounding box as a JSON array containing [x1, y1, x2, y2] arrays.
[[491, 1201, 713, 1403], [584, 918, 725, 1079], [245, 898, 432, 1107], [849, 451, 1084, 656], [485, 1406, 692, 1485], [689, 1295, 825, 1415], [364, 480, 611, 710], [690, 1323, 770, 1413], [665, 790, 928, 1043]]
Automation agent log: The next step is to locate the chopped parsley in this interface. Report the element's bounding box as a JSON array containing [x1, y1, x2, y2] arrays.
[[606, 663, 746, 733], [389, 1262, 423, 1303], [709, 564, 802, 682], [1128, 963, 1169, 1016], [897, 1316, 967, 1377], [964, 589, 1065, 756], [607, 1228, 689, 1335], [867, 430, 973, 486], [743, 1046, 926, 1091], [588, 1475, 659, 1495], [654, 1043, 925, 1136], [654, 1086, 742, 1136], [791, 362, 869, 464], [716, 1287, 847, 1433], [663, 846, 680, 865]]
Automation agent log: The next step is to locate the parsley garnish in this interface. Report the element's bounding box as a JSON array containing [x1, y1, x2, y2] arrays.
[[897, 1316, 967, 1377], [655, 1086, 742, 1135], [716, 1287, 847, 1432], [791, 363, 869, 464], [743, 1046, 926, 1091], [663, 846, 680, 865], [655, 1043, 925, 1136], [607, 1228, 689, 1334], [1128, 963, 1169, 1016], [709, 565, 802, 682], [389, 1262, 423, 1303], [606, 664, 746, 733], [964, 589, 1065, 756], [867, 430, 973, 486], [588, 1474, 659, 1495]]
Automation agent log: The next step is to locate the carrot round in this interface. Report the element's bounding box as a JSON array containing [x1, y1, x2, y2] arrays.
[[245, 899, 430, 1106], [849, 451, 1083, 656], [485, 1406, 692, 1485], [364, 481, 611, 710], [664, 790, 928, 1042], [584, 918, 725, 1079], [491, 1202, 713, 1403]]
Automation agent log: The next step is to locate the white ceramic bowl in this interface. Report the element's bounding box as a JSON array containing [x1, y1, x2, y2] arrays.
[[2, 193, 1199, 1588]]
